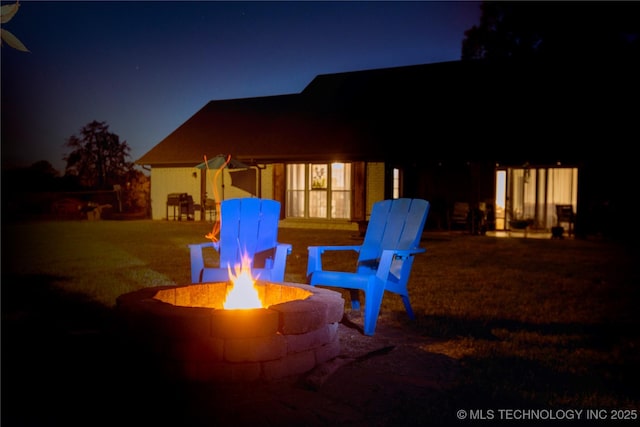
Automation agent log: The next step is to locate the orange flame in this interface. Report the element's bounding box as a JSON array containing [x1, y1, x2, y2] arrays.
[[224, 253, 263, 309]]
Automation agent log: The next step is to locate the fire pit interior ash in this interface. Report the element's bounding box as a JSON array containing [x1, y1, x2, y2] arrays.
[[116, 281, 344, 383]]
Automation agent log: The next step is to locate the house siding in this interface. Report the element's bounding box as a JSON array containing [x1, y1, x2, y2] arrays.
[[150, 161, 388, 226], [150, 165, 273, 221], [366, 162, 385, 218], [151, 167, 201, 220], [260, 164, 275, 200]]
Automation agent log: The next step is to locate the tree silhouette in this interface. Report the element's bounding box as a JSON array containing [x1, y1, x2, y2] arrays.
[[64, 120, 135, 190], [461, 1, 640, 61]]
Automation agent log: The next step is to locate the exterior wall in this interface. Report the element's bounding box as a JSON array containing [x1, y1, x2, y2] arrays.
[[151, 162, 385, 229], [150, 167, 201, 220], [151, 165, 273, 221], [366, 162, 385, 219], [203, 167, 263, 205], [258, 164, 274, 199], [216, 175, 253, 201]]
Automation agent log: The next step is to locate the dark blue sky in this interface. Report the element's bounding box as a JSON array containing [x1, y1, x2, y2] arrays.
[[1, 1, 481, 172]]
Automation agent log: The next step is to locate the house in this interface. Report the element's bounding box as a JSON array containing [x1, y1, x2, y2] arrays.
[[136, 58, 639, 238]]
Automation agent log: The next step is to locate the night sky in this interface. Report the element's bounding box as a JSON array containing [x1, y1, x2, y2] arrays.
[[1, 1, 481, 172]]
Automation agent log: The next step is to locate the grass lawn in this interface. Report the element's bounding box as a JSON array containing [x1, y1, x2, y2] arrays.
[[2, 219, 639, 424]]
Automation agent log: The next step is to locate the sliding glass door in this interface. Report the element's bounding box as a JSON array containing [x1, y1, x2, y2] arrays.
[[495, 166, 578, 230]]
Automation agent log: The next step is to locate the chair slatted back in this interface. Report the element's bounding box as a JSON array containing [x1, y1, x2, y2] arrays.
[[556, 204, 575, 223], [359, 198, 429, 267], [219, 198, 281, 269]]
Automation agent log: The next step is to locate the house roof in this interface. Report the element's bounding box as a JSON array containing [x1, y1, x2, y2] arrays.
[[136, 58, 639, 167], [136, 93, 380, 167], [137, 61, 485, 167]]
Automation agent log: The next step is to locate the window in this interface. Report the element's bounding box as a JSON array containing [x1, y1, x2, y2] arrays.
[[286, 163, 351, 219], [286, 164, 306, 218], [393, 168, 400, 199], [496, 166, 578, 230]]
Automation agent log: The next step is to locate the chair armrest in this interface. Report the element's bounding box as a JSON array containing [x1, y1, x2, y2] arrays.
[[306, 245, 361, 278], [188, 241, 219, 283], [268, 242, 293, 282], [391, 247, 426, 259], [278, 242, 293, 255], [376, 247, 426, 281], [308, 245, 362, 253], [188, 241, 220, 251], [375, 249, 398, 281]]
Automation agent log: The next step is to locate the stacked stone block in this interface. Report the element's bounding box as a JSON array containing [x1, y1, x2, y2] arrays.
[[116, 282, 344, 383]]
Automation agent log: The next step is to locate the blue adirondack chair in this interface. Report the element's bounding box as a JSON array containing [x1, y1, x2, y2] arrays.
[[307, 198, 430, 336], [189, 198, 292, 283]]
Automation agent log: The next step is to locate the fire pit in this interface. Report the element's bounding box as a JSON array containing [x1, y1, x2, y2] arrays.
[[116, 281, 344, 383]]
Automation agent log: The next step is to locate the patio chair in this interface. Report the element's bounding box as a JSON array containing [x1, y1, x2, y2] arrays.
[[450, 201, 469, 231], [555, 204, 575, 237], [307, 198, 430, 336], [189, 198, 292, 283]]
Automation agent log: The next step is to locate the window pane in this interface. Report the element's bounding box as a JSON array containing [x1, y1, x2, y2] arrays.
[[523, 169, 536, 220], [309, 189, 327, 218], [331, 163, 347, 189], [311, 164, 327, 189], [495, 170, 506, 230], [287, 164, 305, 190], [331, 163, 351, 219], [310, 163, 328, 218], [393, 168, 400, 199], [331, 190, 350, 218], [286, 164, 305, 217]]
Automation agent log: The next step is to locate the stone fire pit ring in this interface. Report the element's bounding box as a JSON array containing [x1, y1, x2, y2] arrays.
[[116, 281, 345, 383]]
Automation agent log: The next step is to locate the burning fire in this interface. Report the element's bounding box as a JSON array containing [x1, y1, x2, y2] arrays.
[[224, 253, 263, 309]]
